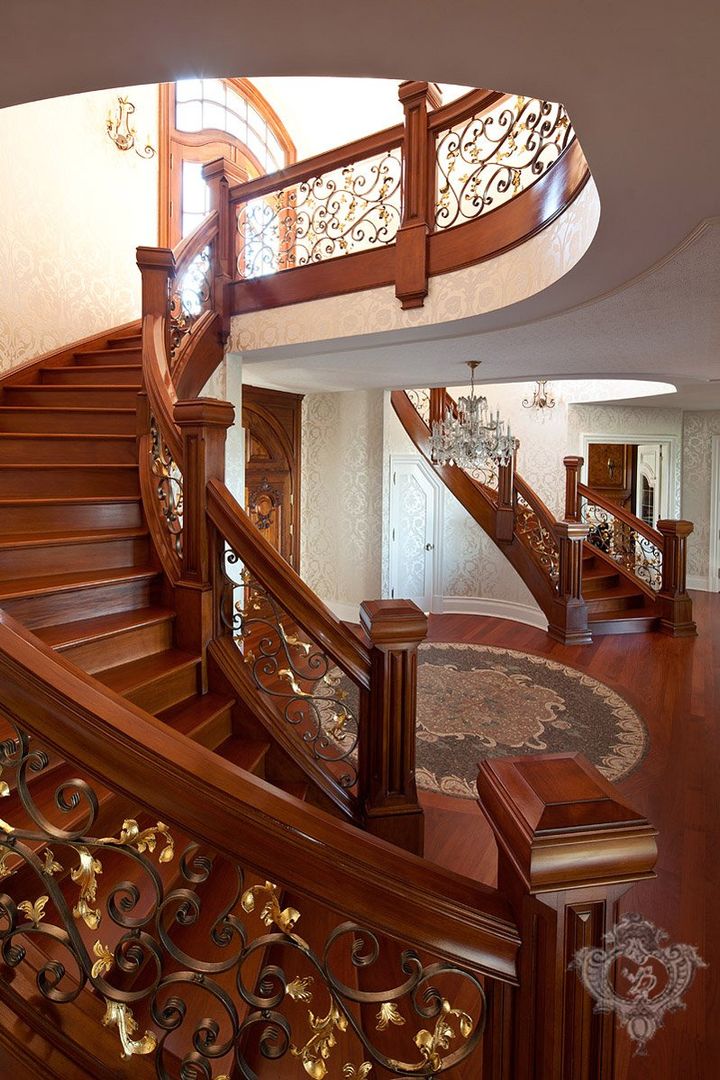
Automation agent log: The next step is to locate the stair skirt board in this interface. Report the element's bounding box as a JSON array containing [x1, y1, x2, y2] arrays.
[[325, 596, 548, 630]]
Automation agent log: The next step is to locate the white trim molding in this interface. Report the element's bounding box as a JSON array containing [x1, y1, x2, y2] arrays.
[[439, 596, 548, 630], [578, 432, 681, 519], [687, 574, 712, 593]]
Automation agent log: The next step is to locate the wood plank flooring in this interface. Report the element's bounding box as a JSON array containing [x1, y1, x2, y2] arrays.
[[419, 593, 717, 1078]]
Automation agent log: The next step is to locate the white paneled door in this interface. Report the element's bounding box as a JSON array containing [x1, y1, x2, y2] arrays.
[[389, 457, 439, 612]]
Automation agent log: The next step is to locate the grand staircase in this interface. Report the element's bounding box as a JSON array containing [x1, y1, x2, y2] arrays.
[[0, 151, 661, 1079]]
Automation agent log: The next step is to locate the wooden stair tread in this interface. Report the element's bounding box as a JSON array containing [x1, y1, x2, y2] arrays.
[[215, 734, 271, 775], [0, 564, 159, 601], [93, 648, 199, 696], [75, 347, 141, 358], [0, 526, 148, 549], [52, 364, 142, 373], [588, 607, 656, 621], [0, 495, 140, 506], [0, 405, 134, 414], [584, 581, 646, 600], [3, 383, 139, 391], [0, 431, 135, 441], [157, 692, 235, 739], [34, 606, 175, 649]]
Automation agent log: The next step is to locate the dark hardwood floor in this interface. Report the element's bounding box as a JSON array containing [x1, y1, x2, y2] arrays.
[[420, 592, 717, 1079]]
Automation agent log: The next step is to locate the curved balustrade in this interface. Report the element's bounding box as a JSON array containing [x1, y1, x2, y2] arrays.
[[228, 84, 590, 314], [513, 477, 561, 586], [0, 609, 520, 1078], [577, 481, 664, 594]]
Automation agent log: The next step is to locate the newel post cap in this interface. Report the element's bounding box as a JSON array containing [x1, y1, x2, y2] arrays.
[[174, 397, 235, 429], [552, 521, 589, 542], [136, 245, 175, 273], [657, 519, 694, 538], [563, 455, 584, 469], [477, 753, 657, 894], [359, 599, 428, 647]]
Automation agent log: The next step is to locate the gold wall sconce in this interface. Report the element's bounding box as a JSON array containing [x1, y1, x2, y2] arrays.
[[106, 96, 156, 159], [522, 378, 557, 413]]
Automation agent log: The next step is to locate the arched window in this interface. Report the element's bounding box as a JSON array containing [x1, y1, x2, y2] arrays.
[[159, 78, 295, 246]]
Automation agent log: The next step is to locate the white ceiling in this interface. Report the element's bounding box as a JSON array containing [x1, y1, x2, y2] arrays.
[[3, 0, 719, 402]]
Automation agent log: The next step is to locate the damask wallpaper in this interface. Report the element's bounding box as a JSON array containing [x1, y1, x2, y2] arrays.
[[0, 85, 158, 374], [301, 390, 384, 614], [230, 180, 600, 354], [681, 411, 720, 581]]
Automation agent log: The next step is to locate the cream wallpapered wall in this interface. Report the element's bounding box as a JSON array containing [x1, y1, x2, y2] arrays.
[[301, 390, 384, 612], [230, 179, 600, 355], [681, 411, 720, 581], [0, 85, 158, 373]]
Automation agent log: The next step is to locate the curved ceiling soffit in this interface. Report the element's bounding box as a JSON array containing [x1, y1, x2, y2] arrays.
[[231, 177, 602, 356], [2, 0, 718, 340]]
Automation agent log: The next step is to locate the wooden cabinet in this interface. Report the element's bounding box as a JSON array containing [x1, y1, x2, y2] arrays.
[[242, 385, 303, 568], [587, 441, 637, 512]]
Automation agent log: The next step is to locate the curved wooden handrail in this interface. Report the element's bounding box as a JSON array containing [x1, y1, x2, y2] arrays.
[[427, 87, 507, 133], [208, 478, 372, 689], [229, 124, 405, 205], [142, 313, 181, 463], [577, 481, 664, 550], [514, 473, 561, 537], [0, 609, 519, 981]]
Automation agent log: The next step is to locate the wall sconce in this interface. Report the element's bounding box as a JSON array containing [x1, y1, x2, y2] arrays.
[[522, 378, 557, 413], [106, 96, 155, 159]]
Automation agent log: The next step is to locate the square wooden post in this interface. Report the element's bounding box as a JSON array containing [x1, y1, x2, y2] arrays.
[[563, 455, 584, 522], [395, 81, 443, 310], [478, 754, 657, 1080], [549, 521, 592, 645], [358, 599, 427, 854], [656, 519, 697, 636], [173, 398, 235, 660]]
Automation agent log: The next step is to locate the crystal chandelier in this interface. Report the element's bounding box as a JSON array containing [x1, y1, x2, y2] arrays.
[[429, 362, 516, 468]]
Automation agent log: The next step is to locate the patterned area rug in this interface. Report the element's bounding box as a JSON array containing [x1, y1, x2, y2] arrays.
[[412, 643, 647, 799]]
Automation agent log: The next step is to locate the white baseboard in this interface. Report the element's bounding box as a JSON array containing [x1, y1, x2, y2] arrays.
[[687, 573, 713, 593], [439, 596, 548, 630]]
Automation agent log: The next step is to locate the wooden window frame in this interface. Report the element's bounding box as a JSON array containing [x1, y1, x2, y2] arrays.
[[158, 78, 296, 247]]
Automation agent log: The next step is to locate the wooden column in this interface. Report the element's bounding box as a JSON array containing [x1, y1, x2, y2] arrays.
[[548, 521, 591, 645], [202, 157, 248, 338], [496, 456, 515, 543], [173, 398, 235, 659], [656, 519, 697, 636], [478, 753, 657, 1080], [395, 81, 443, 310], [429, 386, 446, 429], [564, 455, 584, 522], [136, 245, 174, 355], [358, 599, 427, 854]]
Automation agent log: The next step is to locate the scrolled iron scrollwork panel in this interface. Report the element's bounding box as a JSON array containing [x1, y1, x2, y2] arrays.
[[435, 96, 574, 230], [514, 491, 560, 585], [236, 148, 403, 279], [149, 414, 183, 556], [580, 499, 663, 591], [169, 243, 213, 361], [218, 545, 362, 794], [0, 721, 487, 1078], [406, 389, 431, 428]]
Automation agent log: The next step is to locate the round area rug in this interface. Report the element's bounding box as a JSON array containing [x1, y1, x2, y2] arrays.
[[412, 643, 647, 799]]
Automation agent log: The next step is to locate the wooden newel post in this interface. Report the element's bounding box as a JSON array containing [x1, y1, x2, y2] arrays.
[[358, 599, 427, 855], [656, 519, 697, 636], [549, 521, 591, 645], [203, 157, 248, 338], [173, 398, 235, 658], [395, 81, 443, 310], [478, 754, 657, 1080], [136, 246, 175, 359], [563, 456, 584, 521]]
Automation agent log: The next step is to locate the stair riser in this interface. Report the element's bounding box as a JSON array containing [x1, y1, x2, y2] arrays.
[[105, 339, 142, 351], [0, 537, 150, 580], [0, 408, 136, 435], [590, 617, 660, 635], [0, 467, 138, 498], [42, 368, 142, 386], [585, 595, 646, 614], [0, 501, 142, 532], [0, 436, 136, 464], [78, 347, 142, 360], [2, 578, 158, 629], [582, 577, 622, 594], [61, 619, 176, 675], [73, 355, 142, 368], [122, 663, 200, 714], [192, 706, 233, 750], [3, 387, 139, 408]]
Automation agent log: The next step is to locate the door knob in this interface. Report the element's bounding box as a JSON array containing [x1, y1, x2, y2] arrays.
[[425, 543, 434, 551]]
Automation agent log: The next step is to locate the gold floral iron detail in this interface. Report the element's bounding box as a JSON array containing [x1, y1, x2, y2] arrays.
[[376, 1002, 405, 1031], [291, 998, 348, 1079], [70, 846, 103, 929], [288, 975, 314, 1002], [241, 880, 302, 936], [389, 999, 473, 1072], [17, 895, 48, 927], [102, 1000, 158, 1059], [91, 941, 115, 979]]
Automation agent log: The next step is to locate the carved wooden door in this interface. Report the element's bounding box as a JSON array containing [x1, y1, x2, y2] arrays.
[[242, 386, 302, 568]]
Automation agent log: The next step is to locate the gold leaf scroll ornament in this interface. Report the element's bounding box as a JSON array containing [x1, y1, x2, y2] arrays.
[[102, 1000, 157, 1060]]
